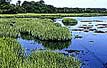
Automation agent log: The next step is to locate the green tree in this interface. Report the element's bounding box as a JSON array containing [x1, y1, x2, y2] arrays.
[[39, 0, 45, 4], [16, 0, 21, 6]]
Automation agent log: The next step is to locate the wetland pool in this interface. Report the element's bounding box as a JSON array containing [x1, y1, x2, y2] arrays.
[[17, 16, 107, 68]]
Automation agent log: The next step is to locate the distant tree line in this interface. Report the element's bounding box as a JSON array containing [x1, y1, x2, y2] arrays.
[[56, 8, 107, 13], [0, 0, 107, 14]]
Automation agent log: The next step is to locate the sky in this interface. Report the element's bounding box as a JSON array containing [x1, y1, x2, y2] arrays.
[[11, 0, 107, 8]]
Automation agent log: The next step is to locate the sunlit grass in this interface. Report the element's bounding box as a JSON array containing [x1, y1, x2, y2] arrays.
[[0, 13, 107, 18], [0, 37, 23, 68], [0, 18, 71, 41], [0, 37, 80, 68], [24, 51, 81, 68]]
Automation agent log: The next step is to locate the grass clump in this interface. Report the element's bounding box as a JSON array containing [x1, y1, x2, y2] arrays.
[[62, 18, 77, 26], [24, 51, 81, 68]]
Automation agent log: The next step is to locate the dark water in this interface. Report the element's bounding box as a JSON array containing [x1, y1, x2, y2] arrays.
[[17, 16, 107, 68]]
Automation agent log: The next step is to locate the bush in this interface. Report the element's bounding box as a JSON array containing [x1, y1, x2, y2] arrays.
[[62, 18, 77, 26]]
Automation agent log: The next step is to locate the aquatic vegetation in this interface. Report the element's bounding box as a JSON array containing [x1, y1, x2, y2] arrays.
[[65, 50, 80, 53], [81, 20, 103, 22], [0, 37, 24, 68], [74, 35, 83, 39], [94, 30, 105, 33], [62, 18, 77, 26], [0, 18, 71, 41], [0, 37, 80, 68]]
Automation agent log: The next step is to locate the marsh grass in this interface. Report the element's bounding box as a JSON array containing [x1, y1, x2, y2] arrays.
[[0, 13, 107, 18], [0, 37, 24, 68], [0, 15, 81, 68], [23, 51, 81, 68], [0, 37, 80, 68], [62, 18, 77, 26], [0, 18, 71, 41]]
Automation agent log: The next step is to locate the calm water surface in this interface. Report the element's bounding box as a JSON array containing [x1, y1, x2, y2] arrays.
[[17, 16, 107, 68]]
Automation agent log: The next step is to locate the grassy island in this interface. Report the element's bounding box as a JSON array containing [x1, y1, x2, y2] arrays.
[[62, 18, 77, 26], [0, 18, 71, 41]]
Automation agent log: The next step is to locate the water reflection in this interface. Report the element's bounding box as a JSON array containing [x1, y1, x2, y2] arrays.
[[17, 38, 45, 56], [21, 34, 35, 40], [40, 41, 71, 50], [18, 34, 71, 54]]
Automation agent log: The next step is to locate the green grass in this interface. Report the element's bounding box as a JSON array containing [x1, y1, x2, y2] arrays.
[[0, 37, 23, 68], [0, 37, 81, 68], [0, 18, 71, 41], [62, 18, 77, 26], [23, 51, 81, 68], [0, 13, 107, 18]]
